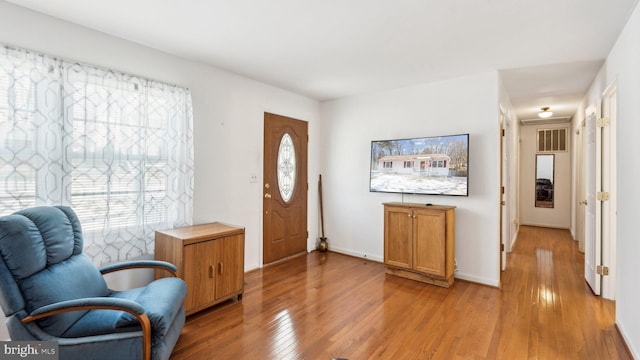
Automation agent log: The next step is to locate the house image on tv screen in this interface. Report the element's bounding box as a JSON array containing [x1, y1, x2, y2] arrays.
[[369, 134, 469, 196], [378, 154, 451, 177]]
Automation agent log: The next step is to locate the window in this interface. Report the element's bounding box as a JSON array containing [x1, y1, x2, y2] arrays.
[[0, 46, 194, 265], [383, 161, 392, 169], [277, 133, 296, 203], [403, 160, 412, 168]]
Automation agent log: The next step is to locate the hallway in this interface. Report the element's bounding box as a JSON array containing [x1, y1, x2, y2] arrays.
[[492, 225, 629, 358]]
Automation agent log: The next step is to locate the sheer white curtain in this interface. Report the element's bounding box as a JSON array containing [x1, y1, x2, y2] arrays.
[[0, 45, 194, 265], [0, 48, 64, 208]]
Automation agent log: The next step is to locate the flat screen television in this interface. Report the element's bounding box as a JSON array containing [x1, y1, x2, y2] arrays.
[[370, 134, 469, 196]]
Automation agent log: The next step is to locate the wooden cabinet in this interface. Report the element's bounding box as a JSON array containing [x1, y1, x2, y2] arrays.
[[383, 203, 455, 288], [154, 222, 245, 315]]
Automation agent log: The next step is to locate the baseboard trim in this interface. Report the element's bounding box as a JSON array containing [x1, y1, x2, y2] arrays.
[[519, 222, 570, 230], [454, 272, 500, 287], [322, 246, 384, 263], [616, 321, 637, 360]]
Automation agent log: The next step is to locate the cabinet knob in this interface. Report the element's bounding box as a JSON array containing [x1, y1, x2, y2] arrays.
[[208, 265, 214, 278], [219, 262, 224, 275]]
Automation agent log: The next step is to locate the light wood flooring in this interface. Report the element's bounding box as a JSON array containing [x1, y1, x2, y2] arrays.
[[170, 225, 631, 359]]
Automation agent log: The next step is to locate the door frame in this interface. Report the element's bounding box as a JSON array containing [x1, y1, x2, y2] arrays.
[[575, 119, 586, 253], [601, 81, 617, 300], [500, 112, 507, 272]]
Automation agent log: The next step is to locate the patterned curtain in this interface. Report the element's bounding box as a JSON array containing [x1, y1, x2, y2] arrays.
[[0, 45, 194, 265]]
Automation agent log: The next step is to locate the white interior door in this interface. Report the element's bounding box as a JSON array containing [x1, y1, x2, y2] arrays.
[[584, 108, 602, 295]]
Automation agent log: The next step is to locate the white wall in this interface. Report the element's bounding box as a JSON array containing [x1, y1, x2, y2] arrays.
[[584, 2, 640, 357], [519, 123, 572, 228], [320, 72, 501, 286], [0, 1, 320, 339]]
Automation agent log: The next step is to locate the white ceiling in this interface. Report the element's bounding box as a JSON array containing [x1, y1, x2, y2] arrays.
[[7, 0, 639, 121]]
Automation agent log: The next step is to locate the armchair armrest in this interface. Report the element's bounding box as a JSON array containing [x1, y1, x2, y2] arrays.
[[25, 298, 145, 318], [100, 260, 178, 277], [22, 298, 151, 360]]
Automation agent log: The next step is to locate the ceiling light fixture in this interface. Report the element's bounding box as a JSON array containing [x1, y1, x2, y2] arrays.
[[538, 107, 553, 119]]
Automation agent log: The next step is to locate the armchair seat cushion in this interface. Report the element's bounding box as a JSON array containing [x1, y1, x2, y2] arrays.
[[62, 277, 187, 343]]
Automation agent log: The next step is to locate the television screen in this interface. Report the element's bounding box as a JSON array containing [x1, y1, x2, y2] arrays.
[[370, 134, 469, 196]]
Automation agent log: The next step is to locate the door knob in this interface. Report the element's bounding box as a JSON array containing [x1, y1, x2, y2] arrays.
[[264, 193, 272, 199], [265, 183, 270, 189]]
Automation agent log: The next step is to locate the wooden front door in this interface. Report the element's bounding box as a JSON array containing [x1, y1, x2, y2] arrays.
[[263, 113, 308, 264]]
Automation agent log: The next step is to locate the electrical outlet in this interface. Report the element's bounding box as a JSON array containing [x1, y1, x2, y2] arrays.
[[249, 173, 258, 183]]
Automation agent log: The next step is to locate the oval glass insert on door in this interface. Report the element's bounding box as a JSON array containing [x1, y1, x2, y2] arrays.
[[277, 133, 296, 203]]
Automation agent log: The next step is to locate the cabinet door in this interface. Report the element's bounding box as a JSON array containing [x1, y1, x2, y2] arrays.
[[183, 241, 216, 310], [384, 206, 413, 269], [413, 208, 446, 276], [214, 234, 244, 300]]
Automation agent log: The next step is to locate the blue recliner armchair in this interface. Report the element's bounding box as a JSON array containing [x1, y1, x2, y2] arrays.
[[0, 206, 187, 360]]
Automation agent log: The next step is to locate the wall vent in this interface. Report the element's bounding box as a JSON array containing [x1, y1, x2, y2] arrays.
[[537, 128, 568, 152]]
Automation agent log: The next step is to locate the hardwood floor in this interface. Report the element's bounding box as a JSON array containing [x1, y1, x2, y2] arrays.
[[170, 225, 630, 359]]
